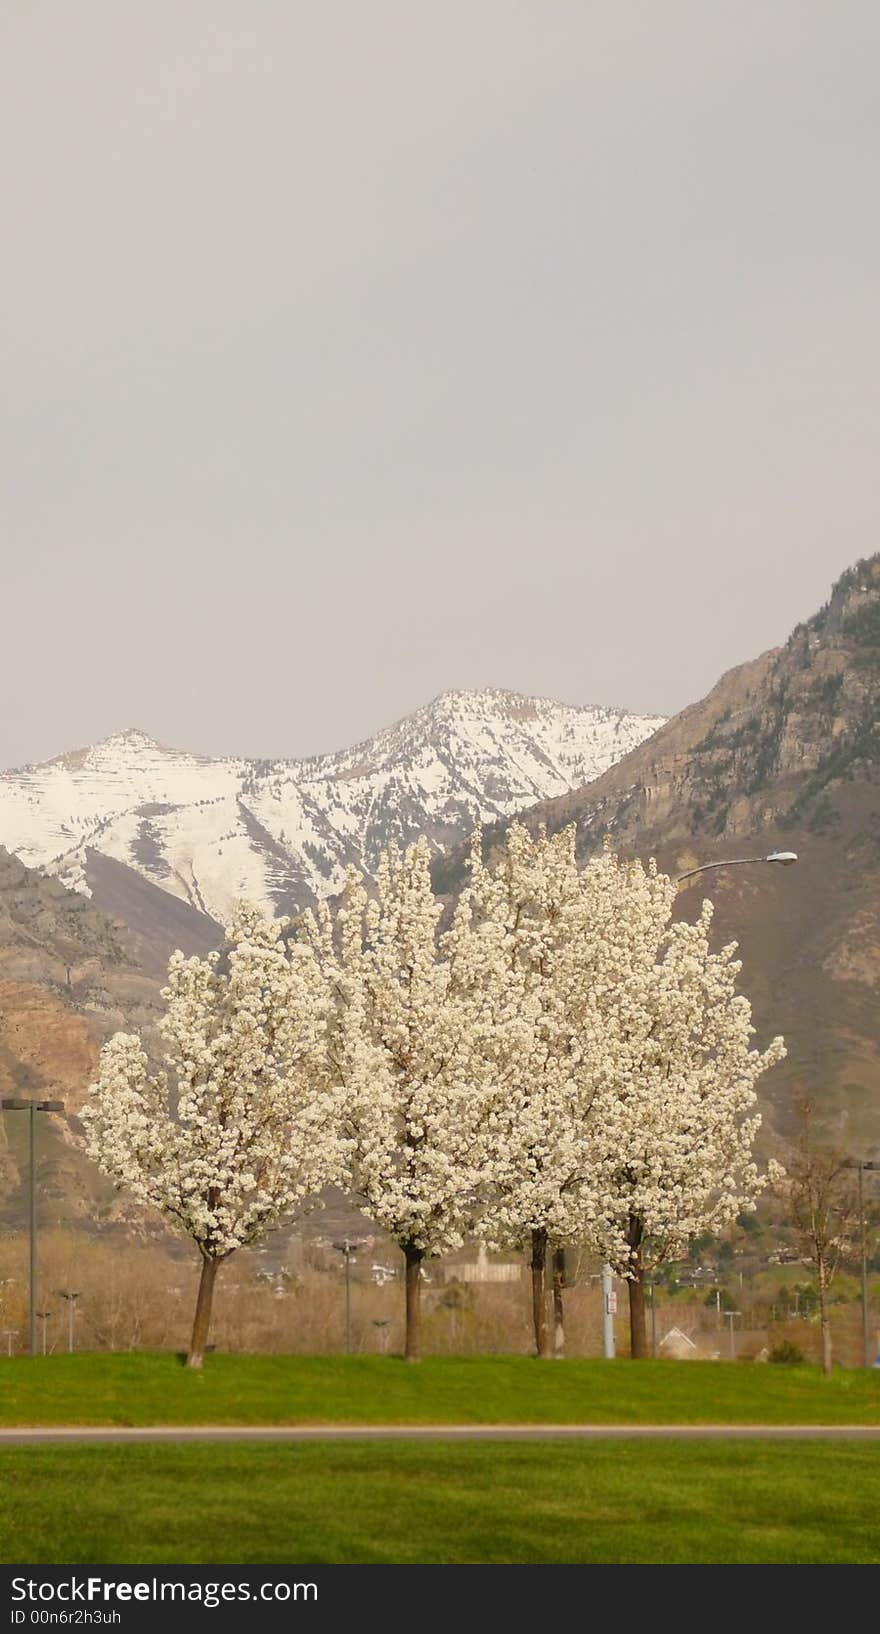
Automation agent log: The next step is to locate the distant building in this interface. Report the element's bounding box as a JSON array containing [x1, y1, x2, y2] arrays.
[[371, 1264, 397, 1285], [659, 1326, 700, 1360], [441, 1243, 522, 1285]]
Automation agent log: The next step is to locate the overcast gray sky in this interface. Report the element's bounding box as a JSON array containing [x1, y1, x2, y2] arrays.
[[2, 2, 877, 768]]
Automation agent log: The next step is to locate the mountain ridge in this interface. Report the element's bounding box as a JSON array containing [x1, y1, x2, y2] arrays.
[[0, 687, 664, 929]]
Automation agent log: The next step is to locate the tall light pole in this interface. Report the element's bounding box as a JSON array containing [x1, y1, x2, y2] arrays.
[[58, 1290, 81, 1354], [844, 1160, 879, 1367], [333, 1239, 363, 1354], [1, 1097, 65, 1356], [372, 1318, 391, 1354], [676, 851, 798, 883], [36, 1310, 52, 1356]]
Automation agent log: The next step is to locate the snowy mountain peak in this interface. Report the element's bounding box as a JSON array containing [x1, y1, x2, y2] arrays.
[[38, 728, 190, 777], [0, 689, 664, 925], [101, 728, 164, 750], [88, 728, 211, 761]]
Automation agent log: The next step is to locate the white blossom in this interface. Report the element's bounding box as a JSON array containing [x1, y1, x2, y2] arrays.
[[299, 840, 494, 1263], [81, 902, 344, 1260], [584, 870, 786, 1279], [454, 823, 784, 1356], [460, 823, 623, 1253]]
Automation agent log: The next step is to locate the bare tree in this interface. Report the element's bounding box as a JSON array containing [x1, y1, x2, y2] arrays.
[[776, 1093, 860, 1376]]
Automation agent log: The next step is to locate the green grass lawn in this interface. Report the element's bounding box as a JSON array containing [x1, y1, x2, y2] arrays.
[[1, 1440, 877, 1563], [0, 1352, 878, 1427]]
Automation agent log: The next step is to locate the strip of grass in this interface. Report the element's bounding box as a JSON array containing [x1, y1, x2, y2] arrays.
[[1, 1441, 877, 1564], [0, 1353, 878, 1427]]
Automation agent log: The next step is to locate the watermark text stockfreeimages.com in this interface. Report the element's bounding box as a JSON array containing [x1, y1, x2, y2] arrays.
[[10, 1576, 316, 1614]]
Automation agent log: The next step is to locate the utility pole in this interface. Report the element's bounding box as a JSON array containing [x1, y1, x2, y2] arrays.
[[1, 1097, 65, 1356], [29, 1105, 36, 1355], [859, 1163, 867, 1367]]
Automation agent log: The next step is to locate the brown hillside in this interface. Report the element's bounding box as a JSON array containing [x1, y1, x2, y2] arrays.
[[0, 847, 221, 1233]]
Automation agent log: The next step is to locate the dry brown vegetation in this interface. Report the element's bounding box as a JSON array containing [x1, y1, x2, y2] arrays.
[[0, 1229, 872, 1363]]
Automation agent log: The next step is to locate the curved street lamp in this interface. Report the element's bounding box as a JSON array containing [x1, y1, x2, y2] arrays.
[[676, 851, 798, 883]]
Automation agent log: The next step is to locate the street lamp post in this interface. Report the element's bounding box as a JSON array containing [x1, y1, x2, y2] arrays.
[[36, 1310, 52, 1356], [844, 1160, 879, 1367], [371, 1318, 391, 1354], [58, 1290, 81, 1354], [676, 851, 798, 883], [0, 1098, 65, 1357], [333, 1239, 363, 1355]]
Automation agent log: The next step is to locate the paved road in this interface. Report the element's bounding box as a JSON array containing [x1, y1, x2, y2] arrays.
[[1, 1424, 878, 1444]]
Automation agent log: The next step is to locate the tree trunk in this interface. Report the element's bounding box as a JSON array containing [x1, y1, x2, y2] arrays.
[[187, 1253, 219, 1370], [530, 1228, 551, 1358], [628, 1262, 649, 1359], [552, 1244, 566, 1359], [404, 1242, 424, 1363], [627, 1223, 648, 1360], [818, 1256, 832, 1377]]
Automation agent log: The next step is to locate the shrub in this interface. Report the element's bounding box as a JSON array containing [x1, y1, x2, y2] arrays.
[[768, 1339, 805, 1365]]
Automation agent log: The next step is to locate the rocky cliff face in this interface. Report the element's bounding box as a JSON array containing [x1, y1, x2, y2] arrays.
[[439, 558, 880, 1148], [503, 557, 880, 854]]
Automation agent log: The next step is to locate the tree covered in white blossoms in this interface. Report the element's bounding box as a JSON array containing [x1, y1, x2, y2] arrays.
[[81, 904, 341, 1367], [461, 823, 618, 1358], [462, 824, 785, 1361], [300, 838, 500, 1362], [587, 876, 786, 1357]]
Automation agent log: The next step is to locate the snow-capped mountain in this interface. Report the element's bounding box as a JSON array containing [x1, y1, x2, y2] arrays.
[[0, 689, 663, 925]]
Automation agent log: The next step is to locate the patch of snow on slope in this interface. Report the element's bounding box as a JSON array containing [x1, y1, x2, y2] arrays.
[[0, 692, 664, 922]]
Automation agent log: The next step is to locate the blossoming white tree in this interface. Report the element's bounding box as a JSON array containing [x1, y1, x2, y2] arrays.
[[462, 824, 676, 1356], [587, 886, 786, 1357], [459, 823, 606, 1356], [300, 838, 499, 1362], [81, 904, 341, 1367], [462, 825, 785, 1361]]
